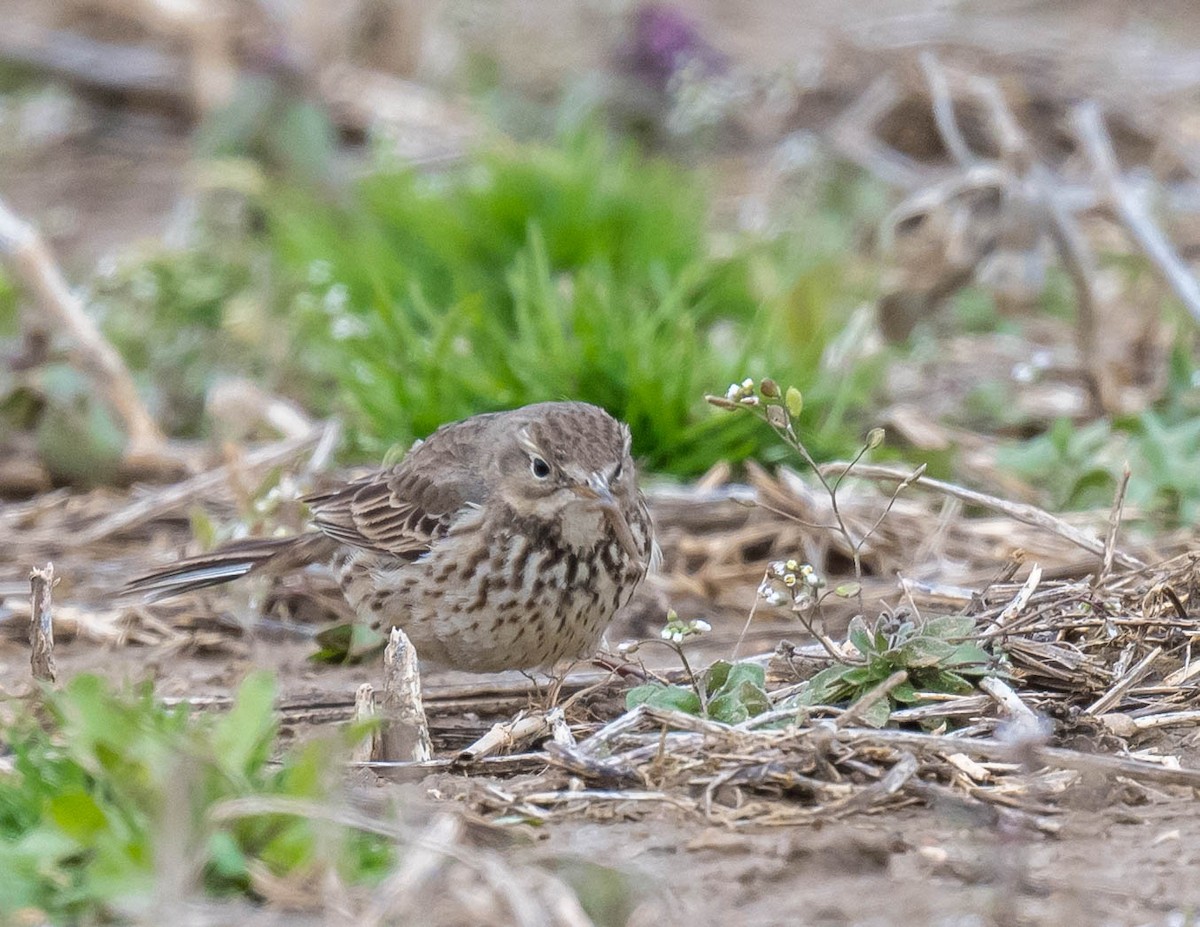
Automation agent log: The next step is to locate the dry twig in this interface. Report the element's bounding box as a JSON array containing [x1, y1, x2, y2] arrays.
[[0, 197, 172, 471], [28, 563, 56, 684]]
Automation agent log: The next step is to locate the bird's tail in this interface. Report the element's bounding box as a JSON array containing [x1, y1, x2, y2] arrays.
[[124, 534, 336, 602]]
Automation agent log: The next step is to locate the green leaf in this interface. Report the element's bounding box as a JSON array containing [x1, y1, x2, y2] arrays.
[[188, 505, 218, 551], [710, 661, 766, 697], [847, 616, 874, 657], [625, 684, 702, 716], [921, 615, 977, 640], [310, 622, 386, 663], [706, 692, 748, 724], [856, 697, 892, 728], [273, 101, 337, 184], [208, 830, 249, 880], [925, 670, 975, 695], [213, 671, 277, 778], [797, 665, 855, 706], [943, 643, 992, 668], [703, 660, 733, 693], [707, 676, 771, 724], [48, 790, 108, 843], [889, 681, 921, 704], [902, 636, 955, 668]]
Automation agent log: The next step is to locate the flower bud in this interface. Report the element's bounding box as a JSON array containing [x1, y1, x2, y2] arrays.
[[785, 386, 803, 418]]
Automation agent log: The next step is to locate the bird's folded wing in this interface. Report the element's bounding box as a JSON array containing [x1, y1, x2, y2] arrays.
[[304, 462, 482, 561]]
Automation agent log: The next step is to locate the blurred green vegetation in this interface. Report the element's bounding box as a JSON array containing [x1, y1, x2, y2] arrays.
[[5, 103, 1197, 512], [996, 412, 1200, 526], [266, 130, 885, 474], [0, 673, 389, 921], [0, 672, 643, 925], [84, 127, 887, 477]]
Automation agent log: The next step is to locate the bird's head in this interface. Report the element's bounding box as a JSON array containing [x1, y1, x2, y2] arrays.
[[492, 402, 644, 563]]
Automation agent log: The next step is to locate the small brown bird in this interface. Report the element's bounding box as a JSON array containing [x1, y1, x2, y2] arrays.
[[128, 402, 656, 673]]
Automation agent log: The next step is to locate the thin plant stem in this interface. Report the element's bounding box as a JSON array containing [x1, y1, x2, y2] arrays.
[[640, 638, 708, 714], [673, 643, 707, 715], [732, 570, 770, 662], [793, 600, 847, 663]]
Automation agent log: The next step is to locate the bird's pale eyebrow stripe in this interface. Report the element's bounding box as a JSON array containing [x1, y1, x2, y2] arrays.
[[517, 427, 546, 460]]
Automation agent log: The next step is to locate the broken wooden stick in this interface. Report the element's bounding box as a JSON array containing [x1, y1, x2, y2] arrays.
[[376, 627, 432, 766], [29, 563, 57, 683], [351, 683, 378, 765]]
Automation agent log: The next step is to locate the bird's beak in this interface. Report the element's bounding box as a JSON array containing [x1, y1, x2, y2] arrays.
[[573, 473, 643, 566]]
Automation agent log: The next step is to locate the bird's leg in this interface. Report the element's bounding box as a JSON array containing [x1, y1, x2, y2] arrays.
[[591, 653, 648, 681], [519, 669, 549, 706], [544, 664, 569, 709]]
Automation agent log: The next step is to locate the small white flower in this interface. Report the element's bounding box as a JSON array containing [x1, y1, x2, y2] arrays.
[[307, 259, 332, 286], [757, 579, 787, 607], [617, 640, 640, 655], [322, 283, 349, 315], [331, 315, 368, 341], [690, 619, 711, 633], [660, 627, 674, 641]]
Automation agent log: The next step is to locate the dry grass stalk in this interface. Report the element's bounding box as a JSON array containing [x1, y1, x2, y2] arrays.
[[457, 712, 556, 764], [0, 197, 172, 471], [76, 424, 329, 545], [820, 462, 1142, 570], [1072, 102, 1200, 325]]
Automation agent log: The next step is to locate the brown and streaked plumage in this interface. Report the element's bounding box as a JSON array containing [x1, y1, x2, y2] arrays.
[[127, 402, 656, 672]]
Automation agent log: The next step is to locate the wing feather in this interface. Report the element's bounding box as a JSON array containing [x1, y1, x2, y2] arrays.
[[303, 419, 493, 559]]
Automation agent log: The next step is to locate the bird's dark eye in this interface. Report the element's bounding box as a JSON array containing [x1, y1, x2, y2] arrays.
[[612, 461, 623, 481], [531, 457, 551, 479]]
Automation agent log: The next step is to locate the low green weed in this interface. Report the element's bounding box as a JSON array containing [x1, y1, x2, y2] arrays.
[[622, 611, 771, 724], [792, 614, 995, 728], [0, 672, 388, 922], [626, 660, 771, 725], [996, 410, 1200, 525]]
